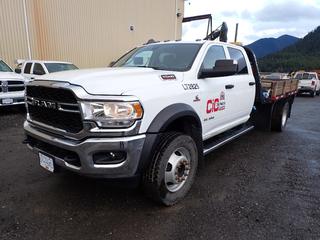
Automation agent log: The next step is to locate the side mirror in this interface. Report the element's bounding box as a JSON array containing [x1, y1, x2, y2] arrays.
[[15, 68, 21, 74], [199, 59, 238, 78]]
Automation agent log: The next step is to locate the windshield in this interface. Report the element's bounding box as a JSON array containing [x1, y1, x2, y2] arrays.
[[44, 63, 78, 73], [0, 60, 13, 72], [113, 43, 202, 71]]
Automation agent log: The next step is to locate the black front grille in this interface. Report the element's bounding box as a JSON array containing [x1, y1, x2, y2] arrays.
[[8, 80, 24, 85], [9, 86, 25, 91], [0, 80, 25, 92], [26, 86, 83, 133], [26, 85, 78, 103]]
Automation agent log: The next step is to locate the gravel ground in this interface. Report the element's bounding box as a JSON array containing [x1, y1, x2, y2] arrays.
[[0, 96, 320, 240]]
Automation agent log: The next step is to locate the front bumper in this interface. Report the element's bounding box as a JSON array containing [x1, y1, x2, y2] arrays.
[[0, 91, 25, 106], [298, 86, 315, 93], [24, 121, 146, 178]]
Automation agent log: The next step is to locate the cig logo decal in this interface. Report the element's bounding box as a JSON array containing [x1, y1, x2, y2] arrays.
[[206, 91, 226, 114]]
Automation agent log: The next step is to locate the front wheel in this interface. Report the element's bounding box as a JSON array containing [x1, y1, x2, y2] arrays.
[[143, 132, 198, 206]]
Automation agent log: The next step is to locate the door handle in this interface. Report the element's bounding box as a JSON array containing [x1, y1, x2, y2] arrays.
[[249, 82, 256, 86], [225, 84, 234, 89]]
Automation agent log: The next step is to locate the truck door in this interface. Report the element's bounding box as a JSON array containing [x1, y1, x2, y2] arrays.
[[22, 62, 34, 80], [226, 47, 255, 121], [198, 44, 236, 140]]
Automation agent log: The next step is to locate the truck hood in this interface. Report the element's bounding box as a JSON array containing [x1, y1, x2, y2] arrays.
[[0, 72, 25, 80], [38, 68, 183, 95]]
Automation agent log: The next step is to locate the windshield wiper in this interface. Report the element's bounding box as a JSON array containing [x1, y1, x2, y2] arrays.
[[132, 65, 155, 69], [133, 65, 165, 70], [147, 66, 167, 71], [128, 65, 168, 71]]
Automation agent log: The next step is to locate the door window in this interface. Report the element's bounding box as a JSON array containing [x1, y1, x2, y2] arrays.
[[201, 45, 226, 70], [227, 47, 248, 74], [24, 63, 32, 74], [33, 63, 46, 75]]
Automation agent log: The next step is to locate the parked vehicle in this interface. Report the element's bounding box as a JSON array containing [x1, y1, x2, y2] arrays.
[[0, 59, 27, 106], [261, 72, 290, 80], [15, 60, 78, 80], [23, 40, 297, 205], [294, 71, 320, 97]]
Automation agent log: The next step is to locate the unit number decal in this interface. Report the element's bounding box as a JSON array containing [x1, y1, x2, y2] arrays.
[[182, 83, 199, 90]]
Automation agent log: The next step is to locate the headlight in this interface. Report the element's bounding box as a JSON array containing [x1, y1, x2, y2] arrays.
[[80, 101, 143, 128]]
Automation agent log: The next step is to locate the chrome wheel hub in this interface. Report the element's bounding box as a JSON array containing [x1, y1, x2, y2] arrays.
[[165, 147, 191, 192], [282, 104, 289, 127]]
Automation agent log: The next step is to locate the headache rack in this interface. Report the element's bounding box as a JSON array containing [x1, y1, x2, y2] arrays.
[[182, 14, 228, 42]]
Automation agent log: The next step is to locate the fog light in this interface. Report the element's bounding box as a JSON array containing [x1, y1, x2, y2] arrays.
[[93, 151, 126, 164]]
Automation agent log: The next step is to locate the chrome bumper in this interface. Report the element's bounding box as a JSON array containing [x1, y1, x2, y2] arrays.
[[298, 86, 314, 92], [24, 121, 146, 178], [0, 91, 25, 106]]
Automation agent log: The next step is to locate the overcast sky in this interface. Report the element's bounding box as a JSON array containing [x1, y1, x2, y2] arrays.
[[182, 0, 320, 44]]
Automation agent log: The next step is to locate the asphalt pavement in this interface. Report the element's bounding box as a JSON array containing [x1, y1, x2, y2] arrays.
[[0, 96, 320, 240]]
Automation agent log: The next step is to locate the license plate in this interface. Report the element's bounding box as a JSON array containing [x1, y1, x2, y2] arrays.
[[2, 98, 13, 104], [39, 153, 55, 172]]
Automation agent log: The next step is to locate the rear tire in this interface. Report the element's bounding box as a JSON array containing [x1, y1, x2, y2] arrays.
[[143, 132, 198, 206], [271, 101, 289, 132]]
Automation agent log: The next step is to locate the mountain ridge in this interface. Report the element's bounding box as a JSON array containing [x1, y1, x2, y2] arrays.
[[246, 35, 299, 59], [258, 26, 320, 72]]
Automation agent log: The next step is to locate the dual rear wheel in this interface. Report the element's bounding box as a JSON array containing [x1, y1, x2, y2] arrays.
[[271, 101, 290, 132]]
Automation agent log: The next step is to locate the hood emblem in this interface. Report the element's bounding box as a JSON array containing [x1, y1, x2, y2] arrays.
[[1, 81, 8, 93], [31, 98, 58, 110], [160, 74, 176, 81]]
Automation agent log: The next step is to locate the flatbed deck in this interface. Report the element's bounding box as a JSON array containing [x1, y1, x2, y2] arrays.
[[261, 78, 298, 101]]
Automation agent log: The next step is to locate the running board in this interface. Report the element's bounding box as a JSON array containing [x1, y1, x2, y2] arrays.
[[203, 125, 255, 155]]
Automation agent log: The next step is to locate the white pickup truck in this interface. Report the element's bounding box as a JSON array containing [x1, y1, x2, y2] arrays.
[[15, 60, 78, 80], [294, 71, 320, 97], [0, 59, 27, 106], [23, 41, 297, 205]]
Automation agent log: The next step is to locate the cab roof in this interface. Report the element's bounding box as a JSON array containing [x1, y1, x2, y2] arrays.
[[20, 60, 74, 64]]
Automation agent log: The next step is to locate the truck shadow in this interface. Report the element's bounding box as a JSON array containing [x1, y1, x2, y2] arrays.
[[0, 105, 26, 115], [46, 170, 157, 210]]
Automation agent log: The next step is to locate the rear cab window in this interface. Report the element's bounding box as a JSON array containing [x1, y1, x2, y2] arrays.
[[227, 47, 248, 74], [295, 72, 318, 80], [308, 74, 317, 80]]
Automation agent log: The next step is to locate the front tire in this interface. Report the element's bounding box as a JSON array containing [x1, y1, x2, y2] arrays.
[[143, 132, 198, 206]]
